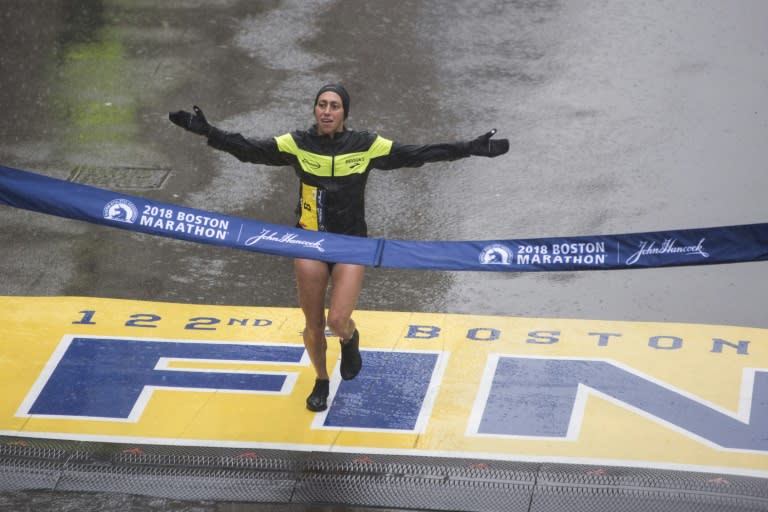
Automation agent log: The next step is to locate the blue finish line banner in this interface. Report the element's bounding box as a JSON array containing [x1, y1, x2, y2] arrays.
[[1, 165, 767, 272]]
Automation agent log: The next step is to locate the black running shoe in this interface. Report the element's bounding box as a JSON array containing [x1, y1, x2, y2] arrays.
[[340, 329, 362, 380], [306, 379, 329, 412]]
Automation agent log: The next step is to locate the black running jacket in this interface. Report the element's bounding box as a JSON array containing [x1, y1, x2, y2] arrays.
[[207, 125, 472, 236]]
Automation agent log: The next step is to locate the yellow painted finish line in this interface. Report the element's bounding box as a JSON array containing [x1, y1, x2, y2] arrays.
[[1, 296, 766, 478]]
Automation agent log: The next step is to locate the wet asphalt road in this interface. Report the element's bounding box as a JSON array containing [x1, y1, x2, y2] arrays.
[[0, 2, 766, 510], [1, 0, 767, 328]]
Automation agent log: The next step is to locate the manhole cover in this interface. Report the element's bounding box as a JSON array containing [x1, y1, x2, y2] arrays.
[[69, 165, 171, 190]]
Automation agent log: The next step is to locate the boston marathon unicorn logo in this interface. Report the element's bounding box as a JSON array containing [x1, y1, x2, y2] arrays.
[[103, 198, 139, 224], [479, 244, 514, 265]]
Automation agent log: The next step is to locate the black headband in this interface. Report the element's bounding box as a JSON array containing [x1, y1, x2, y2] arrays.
[[314, 84, 350, 119]]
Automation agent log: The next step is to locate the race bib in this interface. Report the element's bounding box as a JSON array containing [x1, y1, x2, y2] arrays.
[[298, 183, 325, 231]]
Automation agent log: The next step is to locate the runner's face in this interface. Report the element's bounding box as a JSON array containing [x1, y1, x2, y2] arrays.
[[314, 91, 345, 136]]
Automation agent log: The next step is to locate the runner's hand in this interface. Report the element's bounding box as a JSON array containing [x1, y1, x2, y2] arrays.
[[168, 106, 212, 136], [468, 129, 509, 157]]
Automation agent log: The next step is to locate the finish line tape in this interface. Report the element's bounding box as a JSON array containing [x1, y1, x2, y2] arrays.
[[1, 164, 766, 272]]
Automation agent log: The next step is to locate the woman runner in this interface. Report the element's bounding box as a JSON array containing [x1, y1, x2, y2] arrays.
[[169, 84, 508, 411]]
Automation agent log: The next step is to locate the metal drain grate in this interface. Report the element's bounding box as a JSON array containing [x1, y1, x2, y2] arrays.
[[2, 437, 768, 511], [69, 165, 171, 190]]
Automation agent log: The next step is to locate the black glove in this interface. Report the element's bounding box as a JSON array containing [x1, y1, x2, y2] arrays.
[[468, 129, 509, 157], [168, 105, 212, 136]]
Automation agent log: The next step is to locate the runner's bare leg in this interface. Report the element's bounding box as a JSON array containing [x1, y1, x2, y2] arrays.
[[327, 263, 364, 340], [294, 258, 331, 379]]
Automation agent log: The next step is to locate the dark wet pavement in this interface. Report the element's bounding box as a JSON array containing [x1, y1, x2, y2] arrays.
[[2, 0, 767, 326]]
